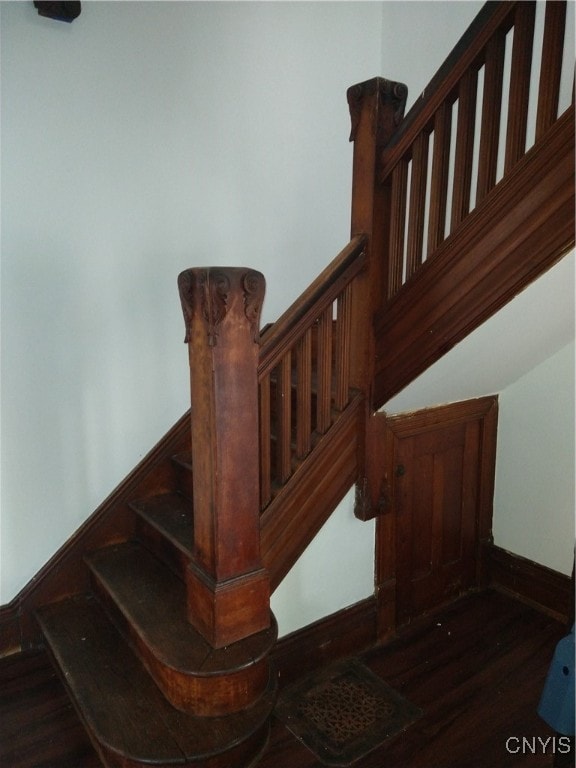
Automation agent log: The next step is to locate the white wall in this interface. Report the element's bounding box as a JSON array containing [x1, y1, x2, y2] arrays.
[[4, 1, 567, 638], [493, 341, 575, 576], [0, 0, 383, 610]]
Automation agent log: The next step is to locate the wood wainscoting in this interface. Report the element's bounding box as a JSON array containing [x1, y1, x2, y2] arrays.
[[372, 396, 499, 639]]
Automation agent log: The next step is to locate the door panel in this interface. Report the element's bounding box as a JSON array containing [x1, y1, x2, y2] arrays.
[[375, 398, 497, 629]]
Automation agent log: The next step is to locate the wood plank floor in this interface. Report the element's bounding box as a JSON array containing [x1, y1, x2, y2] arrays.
[[0, 590, 572, 768]]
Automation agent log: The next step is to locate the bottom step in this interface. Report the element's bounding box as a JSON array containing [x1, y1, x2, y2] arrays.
[[37, 595, 276, 768]]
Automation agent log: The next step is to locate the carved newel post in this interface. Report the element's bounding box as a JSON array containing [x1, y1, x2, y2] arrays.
[[178, 267, 270, 648]]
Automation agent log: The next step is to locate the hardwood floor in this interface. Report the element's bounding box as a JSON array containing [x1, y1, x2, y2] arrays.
[[0, 590, 572, 768]]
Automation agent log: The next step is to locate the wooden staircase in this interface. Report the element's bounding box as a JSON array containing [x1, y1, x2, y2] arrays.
[[1, 3, 573, 767], [36, 452, 278, 768]]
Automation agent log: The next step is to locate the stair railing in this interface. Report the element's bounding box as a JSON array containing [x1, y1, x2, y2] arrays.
[[378, 0, 573, 303], [257, 235, 367, 509]]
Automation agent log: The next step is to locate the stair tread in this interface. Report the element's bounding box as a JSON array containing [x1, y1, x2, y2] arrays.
[[37, 595, 276, 764], [86, 541, 276, 675], [131, 493, 193, 557]]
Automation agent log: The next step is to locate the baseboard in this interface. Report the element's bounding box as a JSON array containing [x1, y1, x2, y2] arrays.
[[484, 543, 574, 624], [0, 602, 21, 657], [271, 596, 378, 689]]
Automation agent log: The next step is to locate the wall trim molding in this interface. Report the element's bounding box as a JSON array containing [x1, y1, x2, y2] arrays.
[[271, 597, 378, 689], [484, 543, 573, 624]]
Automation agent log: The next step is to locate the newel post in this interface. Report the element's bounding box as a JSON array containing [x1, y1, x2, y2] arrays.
[[346, 77, 408, 399], [178, 267, 270, 648]]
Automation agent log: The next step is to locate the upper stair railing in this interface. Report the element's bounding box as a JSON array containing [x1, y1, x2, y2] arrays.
[[380, 0, 574, 302]]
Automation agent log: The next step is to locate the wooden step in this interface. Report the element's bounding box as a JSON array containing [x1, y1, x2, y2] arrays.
[[172, 451, 193, 499], [131, 493, 193, 579], [86, 542, 277, 716], [37, 595, 276, 768]]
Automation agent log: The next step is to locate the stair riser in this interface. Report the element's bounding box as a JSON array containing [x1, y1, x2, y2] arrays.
[[98, 721, 271, 768], [90, 569, 273, 717], [135, 514, 189, 582]]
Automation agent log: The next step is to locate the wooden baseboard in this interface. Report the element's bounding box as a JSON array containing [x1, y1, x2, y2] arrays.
[[0, 602, 21, 657], [271, 596, 377, 689], [484, 543, 573, 624]]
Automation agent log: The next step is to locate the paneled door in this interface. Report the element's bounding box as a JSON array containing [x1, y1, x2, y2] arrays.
[[374, 396, 498, 632]]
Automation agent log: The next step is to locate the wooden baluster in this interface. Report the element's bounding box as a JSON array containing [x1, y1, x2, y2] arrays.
[[450, 67, 478, 230], [388, 158, 409, 297], [178, 267, 270, 648], [536, 0, 567, 141], [504, 2, 536, 173], [405, 132, 430, 278], [259, 374, 272, 508], [316, 307, 333, 434], [427, 102, 452, 255], [277, 352, 292, 483], [334, 283, 352, 411], [296, 329, 312, 459], [476, 30, 506, 204]]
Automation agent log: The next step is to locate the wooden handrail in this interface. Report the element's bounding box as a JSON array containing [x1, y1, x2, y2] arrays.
[[257, 235, 367, 509], [257, 235, 367, 378], [376, 0, 573, 305]]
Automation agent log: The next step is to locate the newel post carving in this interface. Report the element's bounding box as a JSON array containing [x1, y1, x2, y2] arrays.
[[178, 266, 269, 648]]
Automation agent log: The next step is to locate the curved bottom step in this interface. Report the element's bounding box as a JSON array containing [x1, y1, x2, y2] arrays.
[[37, 595, 277, 768]]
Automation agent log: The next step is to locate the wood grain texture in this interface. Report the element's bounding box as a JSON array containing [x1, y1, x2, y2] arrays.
[[375, 106, 575, 407]]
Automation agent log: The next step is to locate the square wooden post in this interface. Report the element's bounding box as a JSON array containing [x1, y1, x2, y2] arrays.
[[178, 267, 270, 648]]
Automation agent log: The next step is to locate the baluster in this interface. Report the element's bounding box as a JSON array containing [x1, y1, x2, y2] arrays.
[[259, 374, 272, 508], [406, 131, 430, 278], [388, 158, 409, 297], [427, 102, 452, 254], [535, 0, 567, 141], [296, 329, 312, 459], [476, 30, 506, 204], [334, 283, 352, 411], [504, 2, 536, 172], [277, 352, 292, 483], [316, 307, 333, 434], [450, 68, 478, 230]]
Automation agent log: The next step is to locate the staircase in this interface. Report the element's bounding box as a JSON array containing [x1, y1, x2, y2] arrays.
[[2, 3, 573, 767], [37, 458, 278, 768]]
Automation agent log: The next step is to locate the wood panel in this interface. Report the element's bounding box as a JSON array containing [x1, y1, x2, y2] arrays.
[[374, 105, 575, 407], [484, 542, 573, 624], [376, 397, 498, 634]]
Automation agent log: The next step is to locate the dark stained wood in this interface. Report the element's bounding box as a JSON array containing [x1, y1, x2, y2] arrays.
[[0, 649, 101, 768], [2, 592, 569, 768], [37, 595, 276, 768], [535, 0, 567, 141], [132, 492, 193, 580], [426, 102, 452, 253], [406, 132, 430, 277], [374, 105, 575, 407], [272, 597, 378, 691], [476, 29, 506, 204], [178, 267, 270, 648], [377, 397, 498, 633], [86, 542, 276, 716], [504, 2, 536, 173], [261, 391, 364, 592], [347, 77, 407, 385], [484, 543, 574, 624], [450, 67, 478, 231], [262, 591, 568, 768], [387, 158, 409, 297]]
